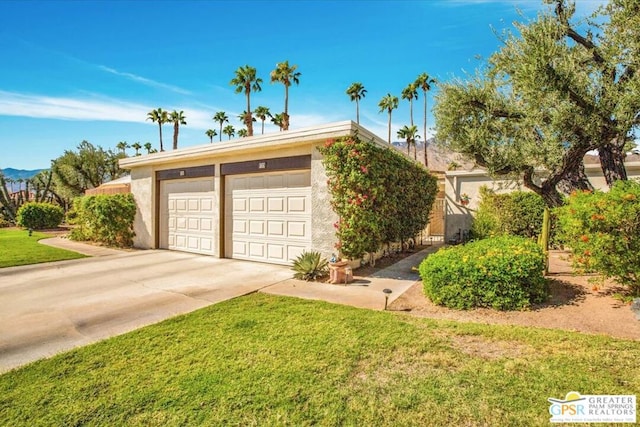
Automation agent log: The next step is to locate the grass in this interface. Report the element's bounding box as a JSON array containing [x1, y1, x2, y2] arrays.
[[1, 294, 638, 426], [0, 228, 86, 268]]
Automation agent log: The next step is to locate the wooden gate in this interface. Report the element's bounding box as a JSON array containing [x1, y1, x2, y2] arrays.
[[421, 198, 445, 243]]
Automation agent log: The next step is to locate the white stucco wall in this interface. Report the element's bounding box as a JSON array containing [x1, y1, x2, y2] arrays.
[[129, 166, 154, 249], [311, 144, 339, 260]]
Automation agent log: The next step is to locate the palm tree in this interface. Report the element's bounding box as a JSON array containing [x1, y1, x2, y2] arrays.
[[401, 83, 418, 127], [378, 93, 399, 144], [271, 113, 285, 131], [397, 125, 419, 157], [238, 111, 256, 129], [270, 60, 301, 131], [169, 110, 187, 150], [346, 82, 367, 124], [116, 141, 129, 154], [131, 142, 142, 156], [144, 142, 154, 154], [146, 108, 169, 151], [254, 106, 272, 134], [415, 72, 436, 167], [205, 129, 217, 143], [223, 124, 235, 140], [230, 65, 262, 136], [213, 111, 229, 142], [237, 128, 248, 138]]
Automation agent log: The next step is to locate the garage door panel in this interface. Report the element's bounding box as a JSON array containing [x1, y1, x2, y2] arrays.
[[267, 221, 285, 236], [233, 220, 248, 234], [268, 197, 285, 212], [287, 196, 308, 213], [267, 244, 285, 261], [288, 222, 307, 238], [249, 198, 265, 212], [249, 221, 265, 235], [249, 242, 265, 257]]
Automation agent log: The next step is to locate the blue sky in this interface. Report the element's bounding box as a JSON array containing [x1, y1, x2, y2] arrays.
[[0, 0, 606, 170]]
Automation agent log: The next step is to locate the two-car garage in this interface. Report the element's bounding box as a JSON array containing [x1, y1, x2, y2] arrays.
[[121, 121, 374, 266], [157, 164, 312, 265]]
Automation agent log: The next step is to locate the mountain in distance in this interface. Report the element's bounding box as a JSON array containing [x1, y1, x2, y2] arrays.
[[1, 168, 44, 181], [1, 168, 45, 192], [390, 137, 474, 172]]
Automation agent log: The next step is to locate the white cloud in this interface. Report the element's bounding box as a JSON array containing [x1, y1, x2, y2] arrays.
[[98, 66, 192, 95], [0, 90, 151, 123]]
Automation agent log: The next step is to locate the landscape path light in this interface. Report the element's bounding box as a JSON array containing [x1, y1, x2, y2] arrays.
[[383, 288, 392, 310]]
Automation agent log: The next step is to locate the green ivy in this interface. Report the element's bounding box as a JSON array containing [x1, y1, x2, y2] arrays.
[[318, 133, 437, 259], [68, 193, 136, 247], [16, 202, 64, 230], [419, 235, 548, 310], [556, 180, 640, 296]]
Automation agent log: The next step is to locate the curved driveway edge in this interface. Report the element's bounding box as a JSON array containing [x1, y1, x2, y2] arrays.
[[0, 251, 291, 372]]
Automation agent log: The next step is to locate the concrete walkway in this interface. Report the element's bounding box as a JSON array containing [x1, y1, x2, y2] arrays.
[[261, 244, 443, 310], [39, 236, 127, 257]]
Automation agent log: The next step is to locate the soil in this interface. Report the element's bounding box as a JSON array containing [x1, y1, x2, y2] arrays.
[[386, 249, 640, 341]]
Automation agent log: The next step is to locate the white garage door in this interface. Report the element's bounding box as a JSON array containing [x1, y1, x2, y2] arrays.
[[160, 178, 216, 256], [225, 171, 311, 265]]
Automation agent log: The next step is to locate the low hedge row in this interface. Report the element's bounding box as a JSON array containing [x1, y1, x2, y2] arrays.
[[419, 235, 548, 310], [16, 202, 64, 230]]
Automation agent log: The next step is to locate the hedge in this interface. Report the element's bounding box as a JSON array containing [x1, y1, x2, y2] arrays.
[[69, 193, 136, 247], [419, 235, 548, 310], [16, 202, 64, 230], [318, 133, 438, 259]]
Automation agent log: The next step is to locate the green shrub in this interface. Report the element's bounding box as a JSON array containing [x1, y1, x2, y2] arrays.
[[15, 202, 64, 230], [291, 251, 329, 281], [472, 188, 546, 240], [556, 180, 640, 296], [318, 134, 438, 259], [69, 193, 136, 247], [419, 235, 548, 310]]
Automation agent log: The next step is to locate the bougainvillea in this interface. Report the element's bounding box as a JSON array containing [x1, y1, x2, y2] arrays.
[[318, 133, 438, 259], [556, 180, 640, 296]]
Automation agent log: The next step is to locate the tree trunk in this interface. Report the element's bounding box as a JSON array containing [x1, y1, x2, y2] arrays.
[[387, 112, 392, 144], [283, 86, 290, 131], [599, 139, 627, 187], [356, 100, 360, 125], [424, 94, 428, 168], [158, 123, 164, 152], [557, 161, 594, 194], [173, 122, 178, 150], [522, 167, 565, 208]]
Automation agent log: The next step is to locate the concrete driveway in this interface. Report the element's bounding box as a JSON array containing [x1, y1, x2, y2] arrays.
[[0, 250, 292, 372]]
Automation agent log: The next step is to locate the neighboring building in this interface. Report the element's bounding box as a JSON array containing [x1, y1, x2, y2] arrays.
[[85, 175, 131, 196], [120, 121, 389, 266], [444, 159, 640, 241]]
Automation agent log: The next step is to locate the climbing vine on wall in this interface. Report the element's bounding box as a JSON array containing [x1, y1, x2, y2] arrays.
[[318, 133, 437, 259]]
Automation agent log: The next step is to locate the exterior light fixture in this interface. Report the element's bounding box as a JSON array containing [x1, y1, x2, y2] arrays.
[[383, 288, 392, 310]]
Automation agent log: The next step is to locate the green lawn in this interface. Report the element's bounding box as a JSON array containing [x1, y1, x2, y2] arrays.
[[0, 228, 86, 268], [1, 294, 638, 426]]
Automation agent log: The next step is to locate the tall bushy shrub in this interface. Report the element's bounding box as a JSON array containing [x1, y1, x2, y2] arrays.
[[16, 202, 64, 230], [318, 134, 438, 259], [419, 235, 548, 310], [472, 187, 546, 239], [69, 193, 136, 247], [556, 180, 640, 296]]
